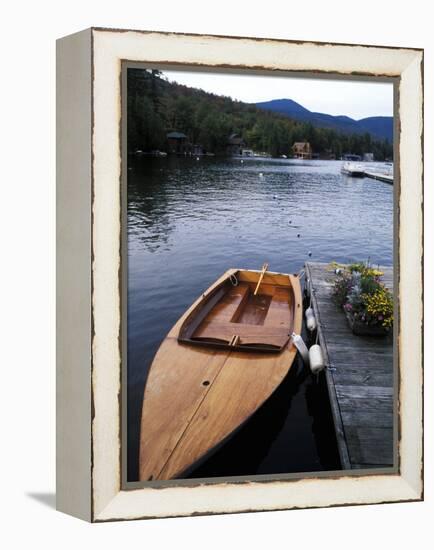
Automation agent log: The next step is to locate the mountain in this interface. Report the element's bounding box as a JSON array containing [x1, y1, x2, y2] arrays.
[[357, 117, 394, 142], [255, 99, 393, 142]]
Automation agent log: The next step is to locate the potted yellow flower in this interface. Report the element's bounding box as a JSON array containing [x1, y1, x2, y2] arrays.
[[331, 262, 393, 336]]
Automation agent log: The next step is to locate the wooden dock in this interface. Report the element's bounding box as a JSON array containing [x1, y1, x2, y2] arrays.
[[364, 171, 393, 184], [305, 262, 394, 470]]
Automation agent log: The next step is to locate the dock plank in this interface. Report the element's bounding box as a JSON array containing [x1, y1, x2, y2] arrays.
[[364, 171, 394, 185], [345, 426, 393, 465], [305, 262, 394, 470]]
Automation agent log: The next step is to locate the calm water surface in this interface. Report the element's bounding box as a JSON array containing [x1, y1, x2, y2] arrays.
[[127, 157, 393, 481]]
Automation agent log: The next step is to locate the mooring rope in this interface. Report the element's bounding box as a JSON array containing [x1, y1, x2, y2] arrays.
[[229, 273, 238, 286]]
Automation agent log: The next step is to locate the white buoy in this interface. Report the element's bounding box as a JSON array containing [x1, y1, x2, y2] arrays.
[[259, 172, 264, 177], [291, 333, 310, 366], [309, 344, 325, 374], [305, 307, 317, 331]]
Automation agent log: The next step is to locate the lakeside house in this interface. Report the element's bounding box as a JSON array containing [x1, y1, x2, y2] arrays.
[[226, 133, 246, 156], [167, 131, 189, 154], [166, 132, 205, 156], [292, 141, 312, 159]]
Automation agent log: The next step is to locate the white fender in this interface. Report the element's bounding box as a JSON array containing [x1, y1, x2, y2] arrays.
[[305, 306, 317, 331], [309, 344, 325, 374], [291, 333, 310, 366]]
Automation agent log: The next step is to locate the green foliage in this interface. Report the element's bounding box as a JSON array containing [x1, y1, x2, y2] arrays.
[[127, 69, 394, 159], [360, 275, 382, 296], [331, 271, 353, 307]]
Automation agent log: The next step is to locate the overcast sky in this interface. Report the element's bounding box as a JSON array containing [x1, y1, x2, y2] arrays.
[[162, 70, 393, 121]]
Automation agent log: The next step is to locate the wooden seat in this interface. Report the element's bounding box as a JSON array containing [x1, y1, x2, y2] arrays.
[[193, 320, 289, 348], [192, 282, 293, 348]]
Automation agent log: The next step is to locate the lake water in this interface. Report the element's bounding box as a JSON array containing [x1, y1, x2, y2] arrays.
[[127, 156, 393, 481]]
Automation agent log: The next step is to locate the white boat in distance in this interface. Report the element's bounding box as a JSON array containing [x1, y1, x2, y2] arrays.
[[341, 162, 365, 177]]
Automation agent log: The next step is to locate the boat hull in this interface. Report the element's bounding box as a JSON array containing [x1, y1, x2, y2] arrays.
[[139, 269, 303, 481], [341, 168, 365, 177]]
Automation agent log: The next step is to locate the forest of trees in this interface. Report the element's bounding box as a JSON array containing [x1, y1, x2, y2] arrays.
[[127, 69, 393, 160]]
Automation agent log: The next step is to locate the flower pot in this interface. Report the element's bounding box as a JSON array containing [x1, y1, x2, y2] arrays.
[[343, 309, 390, 336]]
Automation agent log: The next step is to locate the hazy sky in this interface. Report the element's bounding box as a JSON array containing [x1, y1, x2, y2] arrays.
[[162, 70, 393, 121]]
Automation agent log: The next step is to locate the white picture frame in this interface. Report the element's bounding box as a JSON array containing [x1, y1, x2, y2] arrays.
[[56, 27, 423, 522]]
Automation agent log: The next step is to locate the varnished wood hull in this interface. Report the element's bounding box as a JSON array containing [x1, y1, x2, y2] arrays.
[[139, 269, 303, 481]]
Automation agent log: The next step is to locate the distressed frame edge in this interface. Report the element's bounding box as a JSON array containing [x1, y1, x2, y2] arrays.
[[88, 29, 423, 522], [56, 27, 93, 522], [91, 25, 424, 53], [93, 476, 421, 523], [396, 52, 424, 500]]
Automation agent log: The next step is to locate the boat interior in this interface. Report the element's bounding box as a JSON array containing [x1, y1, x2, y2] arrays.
[[178, 270, 297, 352]]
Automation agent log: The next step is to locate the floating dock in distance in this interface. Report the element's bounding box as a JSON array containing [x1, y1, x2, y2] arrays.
[[364, 171, 394, 184], [305, 262, 394, 470]]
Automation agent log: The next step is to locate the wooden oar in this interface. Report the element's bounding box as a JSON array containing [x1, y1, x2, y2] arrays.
[[253, 263, 269, 296]]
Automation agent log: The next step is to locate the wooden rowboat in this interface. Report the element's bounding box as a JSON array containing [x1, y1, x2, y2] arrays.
[[139, 268, 303, 481]]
